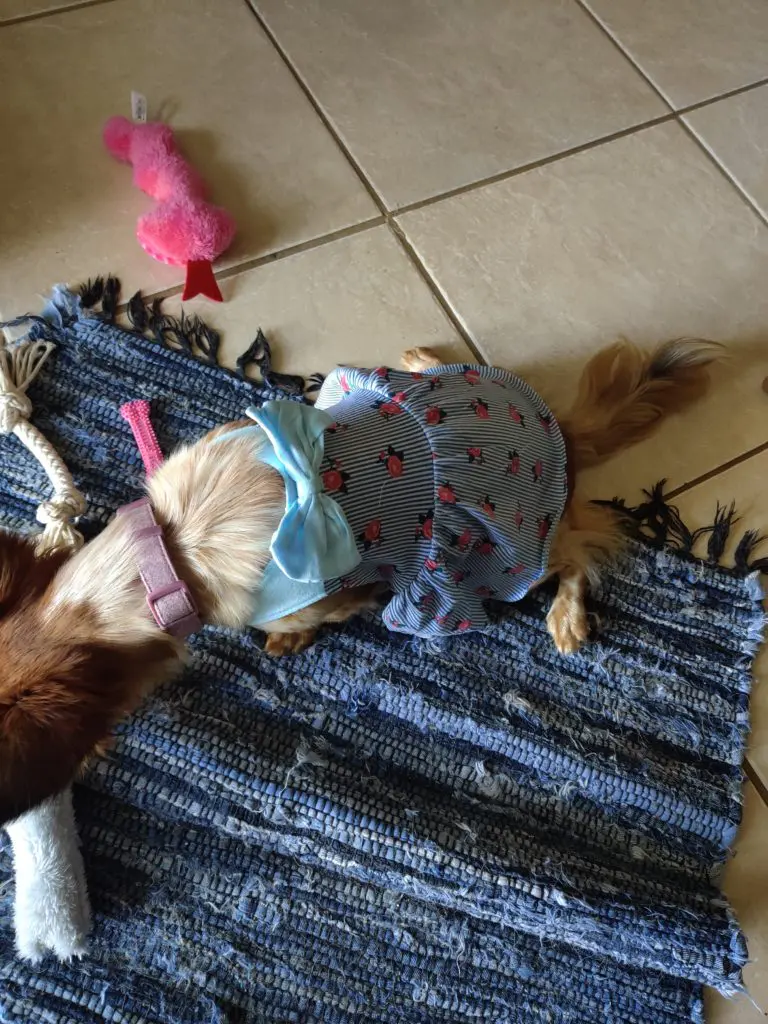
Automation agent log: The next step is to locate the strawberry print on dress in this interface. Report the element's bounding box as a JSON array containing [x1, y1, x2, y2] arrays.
[[313, 363, 569, 638]]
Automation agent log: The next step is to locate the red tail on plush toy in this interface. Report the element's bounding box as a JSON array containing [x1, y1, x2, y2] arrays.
[[103, 116, 236, 302]]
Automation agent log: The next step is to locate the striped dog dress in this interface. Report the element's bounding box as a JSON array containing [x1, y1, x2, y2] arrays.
[[238, 363, 568, 639]]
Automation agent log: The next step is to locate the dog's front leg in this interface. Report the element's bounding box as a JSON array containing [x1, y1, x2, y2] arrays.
[[543, 498, 625, 655], [264, 628, 319, 656], [546, 570, 590, 655], [263, 585, 382, 656]]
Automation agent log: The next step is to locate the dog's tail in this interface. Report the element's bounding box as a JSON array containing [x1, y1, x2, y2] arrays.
[[560, 338, 723, 472]]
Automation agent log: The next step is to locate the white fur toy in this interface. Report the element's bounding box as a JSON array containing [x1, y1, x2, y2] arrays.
[[5, 791, 91, 961], [0, 331, 91, 961]]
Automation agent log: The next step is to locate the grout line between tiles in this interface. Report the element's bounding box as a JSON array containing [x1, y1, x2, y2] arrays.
[[578, 0, 768, 119], [676, 118, 768, 232], [22, 0, 762, 383], [245, 0, 768, 258], [573, 0, 768, 235], [109, 217, 385, 311], [240, 0, 386, 217], [745, 761, 768, 809], [388, 220, 484, 362], [202, 218, 386, 285], [573, 0, 675, 111], [677, 74, 768, 114], [392, 71, 768, 218], [664, 441, 768, 502], [0, 0, 117, 27], [239, 0, 485, 362], [391, 114, 676, 217]]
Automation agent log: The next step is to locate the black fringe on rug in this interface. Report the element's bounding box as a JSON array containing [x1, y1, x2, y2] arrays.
[[76, 276, 315, 397], [597, 481, 768, 576], [0, 282, 763, 1022], [4, 279, 764, 580]]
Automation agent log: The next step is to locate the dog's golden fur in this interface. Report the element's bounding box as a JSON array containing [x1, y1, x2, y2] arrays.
[[0, 338, 721, 824], [0, 531, 180, 824]]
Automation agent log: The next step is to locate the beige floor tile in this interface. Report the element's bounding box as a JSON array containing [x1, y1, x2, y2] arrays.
[[0, 0, 97, 23], [181, 226, 471, 378], [399, 121, 768, 501], [584, 0, 768, 108], [670, 453, 768, 794], [686, 86, 768, 221], [705, 782, 768, 1022], [252, 0, 664, 210], [0, 0, 377, 319]]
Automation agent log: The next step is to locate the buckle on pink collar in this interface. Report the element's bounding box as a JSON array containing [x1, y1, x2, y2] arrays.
[[146, 580, 200, 636], [117, 497, 201, 639]]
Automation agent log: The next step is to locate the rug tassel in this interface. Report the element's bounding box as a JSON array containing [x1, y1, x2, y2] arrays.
[[79, 275, 120, 324], [707, 502, 738, 564], [598, 482, 768, 577], [80, 277, 313, 397], [78, 276, 106, 309], [734, 530, 763, 571], [236, 328, 306, 396]]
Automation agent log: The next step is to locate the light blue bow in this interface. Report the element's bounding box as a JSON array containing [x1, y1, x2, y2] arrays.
[[246, 402, 361, 583]]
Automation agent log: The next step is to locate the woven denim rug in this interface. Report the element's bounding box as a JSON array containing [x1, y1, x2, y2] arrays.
[[0, 284, 763, 1024]]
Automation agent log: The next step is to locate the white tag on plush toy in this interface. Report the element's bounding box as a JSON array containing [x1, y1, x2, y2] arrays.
[[131, 91, 148, 123]]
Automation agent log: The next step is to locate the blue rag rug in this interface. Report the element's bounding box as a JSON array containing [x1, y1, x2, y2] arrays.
[[0, 285, 763, 1023]]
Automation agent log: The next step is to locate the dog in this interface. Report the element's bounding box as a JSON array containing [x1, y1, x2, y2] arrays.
[[0, 339, 720, 825]]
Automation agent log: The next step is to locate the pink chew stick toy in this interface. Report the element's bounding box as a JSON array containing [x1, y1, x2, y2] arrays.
[[104, 116, 236, 302], [120, 400, 165, 477]]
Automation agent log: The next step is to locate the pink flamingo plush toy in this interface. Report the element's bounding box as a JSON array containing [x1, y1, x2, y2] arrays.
[[103, 116, 236, 302]]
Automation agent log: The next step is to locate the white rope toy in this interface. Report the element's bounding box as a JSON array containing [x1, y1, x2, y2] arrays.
[[0, 337, 86, 551], [1, 330, 92, 961]]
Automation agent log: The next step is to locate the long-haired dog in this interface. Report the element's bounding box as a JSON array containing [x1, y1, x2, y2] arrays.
[[0, 339, 720, 824]]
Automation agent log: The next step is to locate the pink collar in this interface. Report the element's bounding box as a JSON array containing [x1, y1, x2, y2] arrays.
[[117, 497, 201, 638]]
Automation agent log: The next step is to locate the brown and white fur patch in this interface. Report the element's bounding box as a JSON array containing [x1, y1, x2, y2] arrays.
[[0, 338, 721, 824]]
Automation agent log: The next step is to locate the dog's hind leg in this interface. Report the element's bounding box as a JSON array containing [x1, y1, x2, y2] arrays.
[[544, 499, 625, 655], [400, 347, 444, 371]]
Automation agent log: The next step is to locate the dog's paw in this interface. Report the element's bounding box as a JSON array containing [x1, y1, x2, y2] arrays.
[[264, 630, 317, 657], [546, 598, 589, 655], [400, 347, 443, 372]]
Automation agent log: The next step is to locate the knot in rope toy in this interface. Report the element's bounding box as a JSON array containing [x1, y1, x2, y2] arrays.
[[35, 495, 87, 556], [0, 341, 46, 433], [0, 389, 32, 433], [103, 116, 236, 303]]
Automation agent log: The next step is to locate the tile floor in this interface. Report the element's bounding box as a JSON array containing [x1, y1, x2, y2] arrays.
[[1, 0, 767, 1018]]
